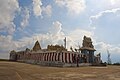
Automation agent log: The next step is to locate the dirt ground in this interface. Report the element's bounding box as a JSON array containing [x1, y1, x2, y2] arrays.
[[0, 61, 120, 80]]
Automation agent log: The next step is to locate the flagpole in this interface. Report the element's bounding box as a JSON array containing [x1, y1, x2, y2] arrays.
[[64, 37, 66, 49]]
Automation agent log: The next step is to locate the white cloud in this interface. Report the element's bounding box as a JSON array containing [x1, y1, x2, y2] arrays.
[[90, 8, 120, 20], [32, 22, 93, 50], [20, 7, 30, 29], [110, 0, 120, 5], [0, 0, 19, 35], [85, 0, 120, 18], [39, 21, 65, 47], [89, 8, 120, 30], [0, 35, 35, 59], [32, 0, 42, 17], [55, 0, 65, 7], [0, 35, 33, 53], [95, 42, 112, 51], [0, 35, 16, 52], [0, 21, 65, 58], [50, 21, 62, 34], [94, 41, 120, 63], [88, 8, 120, 63], [55, 0, 86, 15], [32, 0, 52, 17], [90, 9, 120, 42], [42, 5, 52, 17], [67, 29, 93, 48]]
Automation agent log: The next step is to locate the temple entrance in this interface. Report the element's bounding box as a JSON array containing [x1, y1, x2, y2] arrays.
[[82, 55, 87, 63]]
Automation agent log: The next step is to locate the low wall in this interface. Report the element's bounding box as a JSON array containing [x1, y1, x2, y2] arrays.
[[18, 60, 92, 67]]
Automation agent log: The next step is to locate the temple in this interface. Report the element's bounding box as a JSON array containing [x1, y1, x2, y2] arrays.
[[9, 36, 102, 67]]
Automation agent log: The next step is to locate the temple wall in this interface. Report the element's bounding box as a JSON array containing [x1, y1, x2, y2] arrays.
[[14, 51, 87, 67]]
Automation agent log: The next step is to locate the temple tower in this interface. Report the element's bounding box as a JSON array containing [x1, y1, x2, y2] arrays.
[[80, 36, 96, 63], [32, 41, 41, 51]]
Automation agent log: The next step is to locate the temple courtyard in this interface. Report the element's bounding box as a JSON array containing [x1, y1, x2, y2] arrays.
[[0, 61, 120, 80]]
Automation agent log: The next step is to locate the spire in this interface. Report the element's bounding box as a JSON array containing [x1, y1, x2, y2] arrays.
[[32, 40, 41, 51]]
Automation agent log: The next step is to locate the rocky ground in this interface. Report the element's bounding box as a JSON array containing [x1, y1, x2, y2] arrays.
[[0, 61, 120, 80]]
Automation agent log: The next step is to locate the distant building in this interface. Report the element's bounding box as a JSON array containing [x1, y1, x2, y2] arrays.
[[9, 36, 102, 67]]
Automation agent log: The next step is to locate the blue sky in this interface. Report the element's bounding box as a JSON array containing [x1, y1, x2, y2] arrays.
[[0, 0, 120, 63]]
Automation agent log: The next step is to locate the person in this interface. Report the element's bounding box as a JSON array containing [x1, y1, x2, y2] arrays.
[[76, 55, 80, 67]]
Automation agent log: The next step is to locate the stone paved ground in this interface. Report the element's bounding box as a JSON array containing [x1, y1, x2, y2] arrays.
[[0, 61, 120, 80]]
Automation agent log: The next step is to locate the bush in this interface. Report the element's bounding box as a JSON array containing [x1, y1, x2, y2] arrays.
[[113, 62, 120, 66], [0, 59, 9, 61]]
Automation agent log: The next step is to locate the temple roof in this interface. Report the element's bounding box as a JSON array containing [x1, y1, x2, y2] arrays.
[[80, 47, 96, 51]]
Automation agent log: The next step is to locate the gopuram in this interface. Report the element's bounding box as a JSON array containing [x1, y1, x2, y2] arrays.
[[80, 36, 96, 63]]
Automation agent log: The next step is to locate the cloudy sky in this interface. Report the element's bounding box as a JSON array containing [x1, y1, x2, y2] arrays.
[[0, 0, 120, 63]]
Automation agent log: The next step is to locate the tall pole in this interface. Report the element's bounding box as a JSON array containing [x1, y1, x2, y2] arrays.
[[107, 50, 111, 64], [78, 42, 80, 53], [64, 37, 66, 49]]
